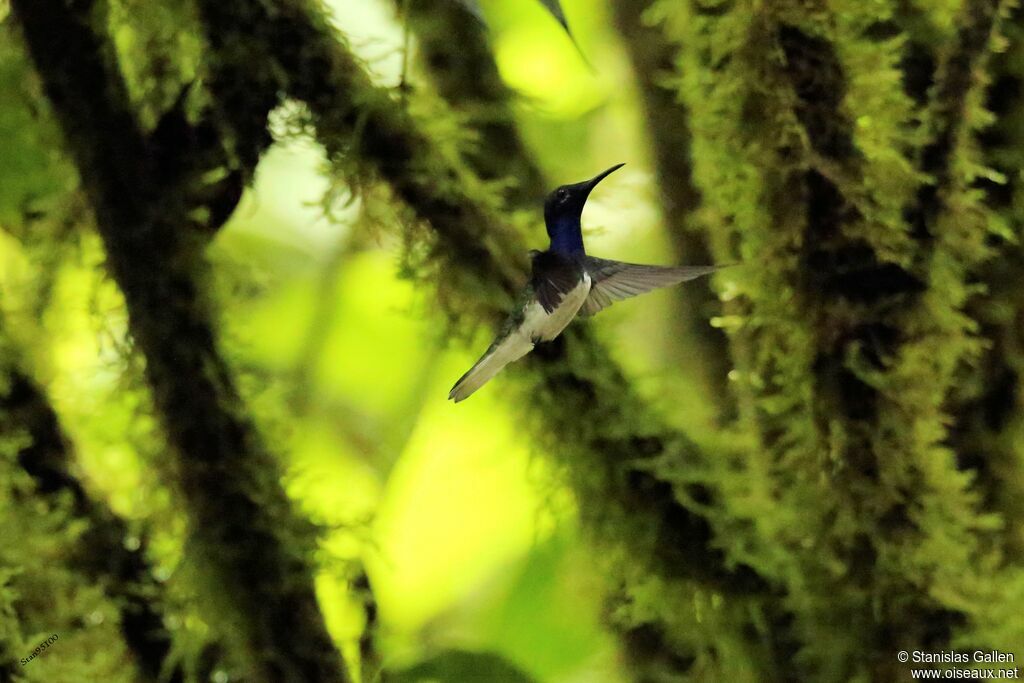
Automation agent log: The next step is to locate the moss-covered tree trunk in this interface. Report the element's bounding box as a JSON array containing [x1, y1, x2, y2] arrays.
[[0, 315, 224, 682], [9, 0, 348, 680], [631, 0, 1022, 679]]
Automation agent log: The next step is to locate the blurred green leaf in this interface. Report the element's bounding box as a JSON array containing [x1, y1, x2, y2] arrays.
[[447, 0, 587, 65], [535, 0, 569, 33], [389, 649, 537, 683], [471, 530, 620, 681]]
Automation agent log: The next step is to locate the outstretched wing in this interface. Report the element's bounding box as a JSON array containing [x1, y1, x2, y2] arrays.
[[580, 257, 725, 316]]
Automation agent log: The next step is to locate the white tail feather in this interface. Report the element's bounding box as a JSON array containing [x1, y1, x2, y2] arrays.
[[448, 333, 534, 402]]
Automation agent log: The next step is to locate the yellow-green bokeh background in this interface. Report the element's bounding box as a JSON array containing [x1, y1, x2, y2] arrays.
[[0, 1, 723, 679]]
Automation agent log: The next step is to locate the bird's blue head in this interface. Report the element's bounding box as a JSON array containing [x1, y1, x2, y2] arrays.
[[544, 163, 625, 256]]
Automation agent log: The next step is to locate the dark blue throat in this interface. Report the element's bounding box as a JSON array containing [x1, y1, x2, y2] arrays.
[[546, 216, 585, 256]]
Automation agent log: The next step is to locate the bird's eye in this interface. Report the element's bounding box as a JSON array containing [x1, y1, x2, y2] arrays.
[[557, 188, 569, 201]]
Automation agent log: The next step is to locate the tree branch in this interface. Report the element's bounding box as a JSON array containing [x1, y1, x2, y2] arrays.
[[908, 0, 1005, 240], [662, 0, 1009, 676], [608, 0, 734, 420], [949, 1, 1024, 557], [401, 0, 548, 209], [10, 1, 348, 680]]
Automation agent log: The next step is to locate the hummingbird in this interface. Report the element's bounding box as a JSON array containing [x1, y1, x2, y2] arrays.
[[448, 163, 725, 402]]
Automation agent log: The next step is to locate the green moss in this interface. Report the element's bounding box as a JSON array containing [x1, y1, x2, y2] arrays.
[[643, 0, 1017, 678], [0, 26, 75, 234], [0, 391, 135, 682]]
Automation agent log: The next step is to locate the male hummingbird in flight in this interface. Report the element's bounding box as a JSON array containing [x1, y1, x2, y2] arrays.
[[448, 163, 724, 402]]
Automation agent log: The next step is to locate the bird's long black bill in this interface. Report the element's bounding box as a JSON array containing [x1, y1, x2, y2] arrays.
[[583, 163, 625, 194]]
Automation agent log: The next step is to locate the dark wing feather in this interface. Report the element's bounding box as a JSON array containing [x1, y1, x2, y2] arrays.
[[531, 251, 584, 314], [580, 256, 725, 316]]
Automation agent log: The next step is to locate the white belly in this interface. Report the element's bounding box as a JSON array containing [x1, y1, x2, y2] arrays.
[[517, 272, 592, 344]]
